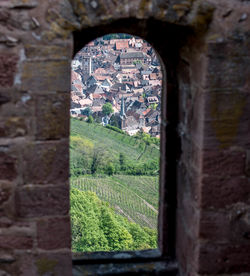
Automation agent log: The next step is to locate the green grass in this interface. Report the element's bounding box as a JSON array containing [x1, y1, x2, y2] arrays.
[[70, 118, 159, 163]]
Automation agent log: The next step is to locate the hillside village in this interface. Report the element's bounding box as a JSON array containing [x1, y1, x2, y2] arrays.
[[71, 35, 162, 137]]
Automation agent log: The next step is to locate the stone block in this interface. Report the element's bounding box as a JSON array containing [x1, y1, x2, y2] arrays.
[[16, 252, 72, 276], [200, 175, 250, 209], [15, 185, 69, 218], [0, 235, 33, 250], [0, 54, 18, 88], [35, 93, 70, 140], [202, 149, 246, 177], [198, 242, 250, 274], [22, 140, 69, 185], [206, 56, 249, 90], [10, 0, 37, 8], [0, 217, 12, 228], [0, 117, 28, 138], [0, 181, 13, 206], [0, 92, 11, 106], [199, 210, 231, 242], [207, 40, 250, 61], [24, 44, 71, 60], [21, 60, 70, 92], [0, 152, 17, 181], [37, 216, 71, 250], [203, 92, 250, 149]]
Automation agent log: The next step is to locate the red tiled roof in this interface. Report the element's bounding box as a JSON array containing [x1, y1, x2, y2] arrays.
[[74, 83, 83, 92], [92, 94, 103, 99], [143, 108, 151, 116], [71, 71, 81, 82], [115, 41, 129, 50]]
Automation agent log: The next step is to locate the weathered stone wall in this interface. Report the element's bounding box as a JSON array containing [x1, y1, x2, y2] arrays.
[[176, 1, 250, 275], [0, 0, 249, 275]]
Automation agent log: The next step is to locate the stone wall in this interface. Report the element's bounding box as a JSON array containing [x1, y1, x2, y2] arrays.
[[0, 0, 249, 275]]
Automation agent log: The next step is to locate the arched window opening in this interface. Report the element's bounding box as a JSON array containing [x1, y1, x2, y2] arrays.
[[70, 33, 164, 253]]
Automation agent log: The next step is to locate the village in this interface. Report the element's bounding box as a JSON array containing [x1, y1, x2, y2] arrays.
[[70, 35, 162, 137]]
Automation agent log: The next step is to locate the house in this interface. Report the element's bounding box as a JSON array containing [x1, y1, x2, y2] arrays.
[[87, 84, 104, 95], [148, 79, 162, 87], [147, 96, 159, 104], [86, 75, 98, 87], [141, 70, 152, 80], [115, 40, 129, 50], [149, 73, 157, 80], [101, 115, 110, 126], [149, 125, 160, 137], [110, 83, 130, 94], [101, 79, 112, 91], [79, 98, 93, 107], [145, 109, 160, 126], [71, 60, 81, 70], [117, 52, 145, 65]]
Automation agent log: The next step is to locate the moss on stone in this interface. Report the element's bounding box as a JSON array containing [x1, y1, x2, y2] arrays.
[[210, 93, 246, 149], [35, 258, 58, 276]]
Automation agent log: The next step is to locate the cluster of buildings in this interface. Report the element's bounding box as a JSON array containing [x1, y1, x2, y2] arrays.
[[71, 36, 162, 137]]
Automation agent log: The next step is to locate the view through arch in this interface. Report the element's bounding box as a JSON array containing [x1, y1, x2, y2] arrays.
[[70, 33, 163, 253]]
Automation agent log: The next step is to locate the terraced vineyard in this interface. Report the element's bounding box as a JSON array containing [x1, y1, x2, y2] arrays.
[[71, 175, 159, 229]]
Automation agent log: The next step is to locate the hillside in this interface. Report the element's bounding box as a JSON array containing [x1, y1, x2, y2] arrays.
[[70, 117, 160, 250], [70, 188, 157, 252], [70, 118, 160, 177], [71, 175, 159, 229], [70, 118, 159, 162]]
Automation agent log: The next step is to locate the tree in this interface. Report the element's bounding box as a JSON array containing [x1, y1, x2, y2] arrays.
[[70, 188, 157, 252], [105, 162, 115, 176], [81, 107, 92, 116], [109, 114, 119, 128], [119, 153, 126, 170], [91, 147, 106, 174], [87, 115, 94, 123], [102, 103, 114, 116]]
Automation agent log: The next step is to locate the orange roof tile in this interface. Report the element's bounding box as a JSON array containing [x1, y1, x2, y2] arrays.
[[115, 41, 129, 50]]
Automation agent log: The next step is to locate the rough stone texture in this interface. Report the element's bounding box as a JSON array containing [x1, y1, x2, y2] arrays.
[[37, 216, 71, 250], [0, 235, 33, 250], [21, 60, 71, 91], [0, 0, 249, 275], [22, 140, 69, 185], [0, 54, 18, 87], [15, 185, 69, 217], [35, 93, 70, 140], [0, 152, 17, 181], [0, 117, 28, 138]]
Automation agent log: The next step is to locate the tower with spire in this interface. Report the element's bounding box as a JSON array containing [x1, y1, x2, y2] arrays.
[[120, 96, 126, 129]]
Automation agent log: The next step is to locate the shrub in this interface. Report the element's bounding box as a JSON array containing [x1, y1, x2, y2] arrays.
[[87, 115, 94, 123], [105, 124, 125, 134]]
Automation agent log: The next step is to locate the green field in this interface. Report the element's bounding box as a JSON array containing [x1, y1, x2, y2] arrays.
[[70, 118, 159, 164]]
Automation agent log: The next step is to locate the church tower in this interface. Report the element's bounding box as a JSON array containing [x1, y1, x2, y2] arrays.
[[120, 96, 126, 129]]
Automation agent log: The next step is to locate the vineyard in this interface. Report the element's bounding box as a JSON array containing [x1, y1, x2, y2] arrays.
[[71, 175, 159, 229]]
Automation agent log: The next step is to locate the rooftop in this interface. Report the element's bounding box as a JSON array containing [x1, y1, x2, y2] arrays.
[[120, 52, 144, 59]]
